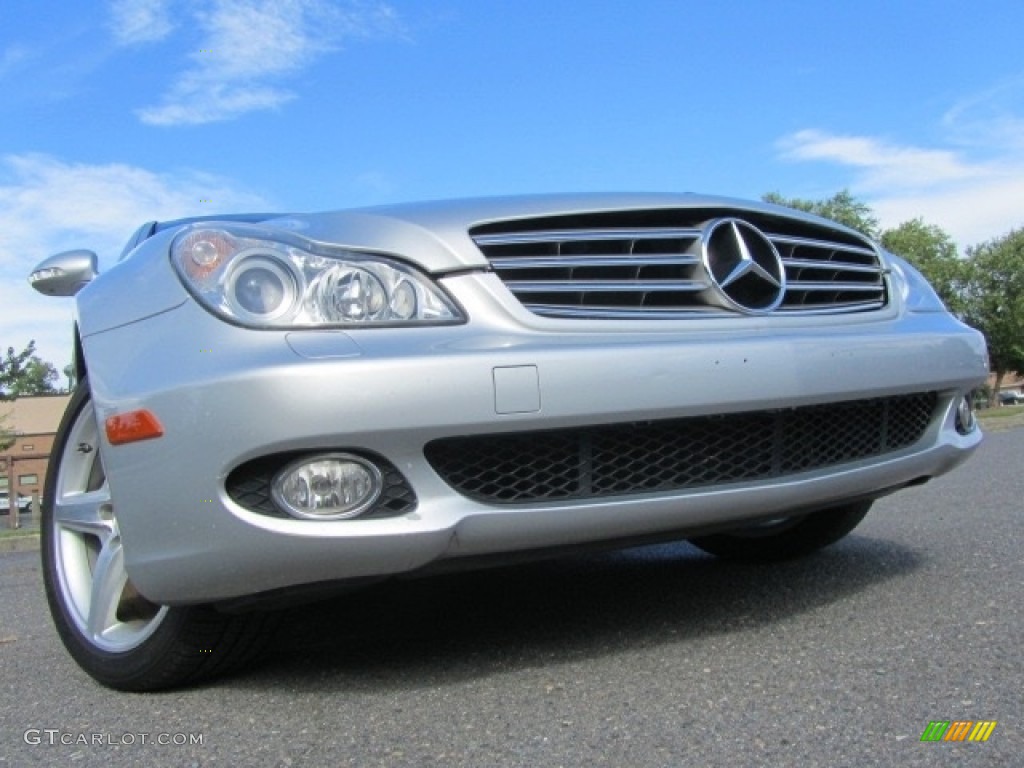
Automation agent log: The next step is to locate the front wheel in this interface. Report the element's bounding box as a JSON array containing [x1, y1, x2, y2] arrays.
[[687, 501, 873, 562], [41, 380, 270, 690]]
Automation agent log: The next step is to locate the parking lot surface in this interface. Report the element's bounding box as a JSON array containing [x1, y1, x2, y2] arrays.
[[1, 429, 1021, 767]]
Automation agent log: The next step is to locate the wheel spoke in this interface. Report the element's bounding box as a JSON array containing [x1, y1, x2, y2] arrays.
[[85, 536, 128, 640], [53, 490, 115, 541], [49, 393, 170, 655]]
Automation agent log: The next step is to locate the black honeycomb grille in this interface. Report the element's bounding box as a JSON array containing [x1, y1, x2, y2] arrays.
[[226, 452, 417, 519], [424, 393, 938, 503]]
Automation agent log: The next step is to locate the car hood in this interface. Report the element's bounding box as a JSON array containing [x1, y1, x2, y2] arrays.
[[75, 193, 882, 338], [251, 192, 870, 273]]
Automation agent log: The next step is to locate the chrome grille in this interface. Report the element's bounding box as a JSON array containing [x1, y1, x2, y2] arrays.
[[424, 392, 937, 504], [770, 235, 885, 314], [472, 213, 887, 318]]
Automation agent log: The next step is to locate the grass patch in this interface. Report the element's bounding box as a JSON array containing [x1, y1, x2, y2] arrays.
[[977, 404, 1024, 432], [0, 525, 39, 539]]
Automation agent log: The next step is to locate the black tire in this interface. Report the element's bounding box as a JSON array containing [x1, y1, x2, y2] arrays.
[[687, 500, 873, 562], [41, 379, 272, 691]]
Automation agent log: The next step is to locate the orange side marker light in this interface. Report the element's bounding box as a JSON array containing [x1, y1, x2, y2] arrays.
[[105, 410, 164, 445]]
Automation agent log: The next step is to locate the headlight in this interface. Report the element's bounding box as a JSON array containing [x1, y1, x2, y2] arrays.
[[885, 253, 947, 314], [225, 253, 300, 322], [171, 225, 463, 327]]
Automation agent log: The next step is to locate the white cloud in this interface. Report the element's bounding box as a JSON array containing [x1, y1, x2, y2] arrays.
[[0, 284, 77, 374], [0, 153, 270, 368], [776, 126, 1024, 249], [775, 79, 1024, 248], [108, 0, 176, 45], [0, 153, 270, 266], [942, 76, 1024, 154], [138, 83, 297, 126], [778, 129, 991, 191], [137, 0, 400, 125], [870, 177, 1024, 250]]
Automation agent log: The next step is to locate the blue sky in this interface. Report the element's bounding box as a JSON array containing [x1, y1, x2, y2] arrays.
[[3, 0, 1024, 370]]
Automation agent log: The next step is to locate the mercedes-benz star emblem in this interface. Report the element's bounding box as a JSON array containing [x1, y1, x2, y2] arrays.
[[701, 218, 786, 314]]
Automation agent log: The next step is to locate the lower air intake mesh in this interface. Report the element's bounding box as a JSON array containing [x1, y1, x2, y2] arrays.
[[424, 392, 938, 503]]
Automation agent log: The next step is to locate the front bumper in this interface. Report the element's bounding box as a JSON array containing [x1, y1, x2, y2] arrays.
[[82, 275, 988, 604]]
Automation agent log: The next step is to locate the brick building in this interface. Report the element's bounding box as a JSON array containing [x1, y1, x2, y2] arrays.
[[0, 394, 70, 508]]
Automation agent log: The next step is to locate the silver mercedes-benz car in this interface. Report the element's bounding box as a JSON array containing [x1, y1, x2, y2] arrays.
[[29, 193, 988, 689]]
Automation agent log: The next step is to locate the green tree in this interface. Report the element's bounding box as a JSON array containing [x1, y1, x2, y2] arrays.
[[762, 189, 880, 238], [0, 341, 59, 399], [880, 218, 968, 315], [962, 228, 1024, 395], [0, 412, 12, 451]]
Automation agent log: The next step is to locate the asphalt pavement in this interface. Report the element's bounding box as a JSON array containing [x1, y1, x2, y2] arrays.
[[1, 429, 1021, 767]]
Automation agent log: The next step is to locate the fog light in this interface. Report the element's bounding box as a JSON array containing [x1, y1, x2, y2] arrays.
[[955, 394, 977, 435], [272, 454, 382, 520]]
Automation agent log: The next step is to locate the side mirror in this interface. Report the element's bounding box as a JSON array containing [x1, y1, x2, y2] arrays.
[[28, 250, 99, 296]]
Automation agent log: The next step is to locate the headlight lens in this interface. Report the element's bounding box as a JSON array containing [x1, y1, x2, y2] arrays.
[[171, 226, 462, 327], [225, 253, 299, 321], [311, 265, 389, 322]]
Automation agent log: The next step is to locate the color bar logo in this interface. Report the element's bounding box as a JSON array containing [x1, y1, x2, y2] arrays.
[[920, 720, 997, 742]]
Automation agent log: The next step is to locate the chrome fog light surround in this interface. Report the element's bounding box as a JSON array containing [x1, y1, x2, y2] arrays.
[[271, 453, 383, 520], [954, 394, 977, 435]]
